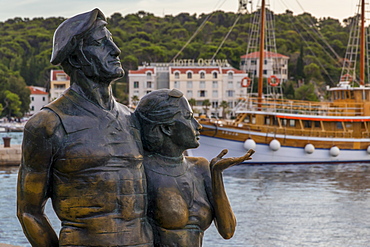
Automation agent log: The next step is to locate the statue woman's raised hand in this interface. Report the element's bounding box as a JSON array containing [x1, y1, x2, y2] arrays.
[[210, 149, 255, 172]]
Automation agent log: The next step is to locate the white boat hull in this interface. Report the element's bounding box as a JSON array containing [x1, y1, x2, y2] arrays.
[[188, 135, 370, 164]]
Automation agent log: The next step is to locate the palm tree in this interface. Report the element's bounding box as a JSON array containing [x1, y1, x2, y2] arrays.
[[188, 98, 196, 111], [202, 99, 211, 116], [220, 100, 229, 119]]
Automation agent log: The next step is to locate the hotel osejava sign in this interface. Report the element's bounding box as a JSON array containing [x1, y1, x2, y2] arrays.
[[172, 59, 229, 67]]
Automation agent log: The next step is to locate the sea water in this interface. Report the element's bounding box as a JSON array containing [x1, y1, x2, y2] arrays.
[[2, 135, 370, 246]]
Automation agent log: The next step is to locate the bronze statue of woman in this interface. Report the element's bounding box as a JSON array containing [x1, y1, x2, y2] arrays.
[[135, 89, 254, 246]]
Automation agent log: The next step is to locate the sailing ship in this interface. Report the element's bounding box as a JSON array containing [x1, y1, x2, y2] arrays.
[[188, 0, 370, 164]]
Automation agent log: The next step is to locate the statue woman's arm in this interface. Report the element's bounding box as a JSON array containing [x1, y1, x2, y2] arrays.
[[210, 149, 254, 239]]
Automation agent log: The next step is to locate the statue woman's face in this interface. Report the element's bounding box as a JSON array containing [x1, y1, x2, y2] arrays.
[[168, 97, 202, 151]]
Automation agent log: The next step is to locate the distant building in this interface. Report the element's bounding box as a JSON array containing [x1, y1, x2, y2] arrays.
[[28, 86, 49, 115], [49, 70, 70, 100], [240, 51, 289, 82], [129, 59, 248, 117]]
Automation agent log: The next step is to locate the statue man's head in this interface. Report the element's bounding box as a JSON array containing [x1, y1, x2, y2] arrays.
[[51, 8, 124, 83]]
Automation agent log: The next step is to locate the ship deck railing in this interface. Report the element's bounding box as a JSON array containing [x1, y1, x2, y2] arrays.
[[201, 118, 370, 139], [235, 97, 364, 116]]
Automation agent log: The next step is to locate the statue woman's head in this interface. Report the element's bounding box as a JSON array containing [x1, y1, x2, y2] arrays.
[[135, 89, 201, 154]]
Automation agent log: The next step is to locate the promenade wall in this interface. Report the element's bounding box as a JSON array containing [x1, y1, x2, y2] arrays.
[[0, 144, 21, 166]]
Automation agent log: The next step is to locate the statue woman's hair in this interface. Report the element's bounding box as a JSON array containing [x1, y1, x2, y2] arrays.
[[134, 89, 184, 152]]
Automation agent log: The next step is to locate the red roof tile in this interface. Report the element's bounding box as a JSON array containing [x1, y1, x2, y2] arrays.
[[51, 70, 70, 81], [29, 86, 48, 95], [129, 68, 155, 74], [222, 68, 246, 74]]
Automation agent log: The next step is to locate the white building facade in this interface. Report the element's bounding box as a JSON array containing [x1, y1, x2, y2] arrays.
[[240, 51, 289, 82], [49, 70, 70, 101], [129, 59, 248, 117], [28, 86, 49, 115]]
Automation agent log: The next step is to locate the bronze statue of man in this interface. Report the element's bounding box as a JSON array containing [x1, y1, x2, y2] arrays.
[[17, 9, 153, 246]]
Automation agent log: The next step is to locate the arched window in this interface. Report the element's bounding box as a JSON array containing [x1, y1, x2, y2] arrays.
[[212, 72, 218, 79], [187, 72, 192, 79], [174, 72, 180, 79], [200, 72, 205, 79]]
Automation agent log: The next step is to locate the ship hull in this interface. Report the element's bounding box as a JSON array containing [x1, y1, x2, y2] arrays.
[[188, 126, 370, 164]]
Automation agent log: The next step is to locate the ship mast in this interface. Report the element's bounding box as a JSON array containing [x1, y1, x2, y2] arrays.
[[258, 0, 265, 109], [360, 0, 365, 85]]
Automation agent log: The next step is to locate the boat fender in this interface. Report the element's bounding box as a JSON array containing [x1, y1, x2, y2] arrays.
[[329, 146, 340, 157], [367, 145, 370, 154], [304, 144, 315, 154], [244, 138, 256, 150], [269, 139, 280, 151]]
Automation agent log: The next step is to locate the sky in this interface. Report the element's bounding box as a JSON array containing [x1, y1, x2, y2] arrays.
[[0, 0, 361, 22]]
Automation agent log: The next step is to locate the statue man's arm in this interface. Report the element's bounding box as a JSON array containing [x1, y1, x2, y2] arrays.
[[17, 110, 61, 247]]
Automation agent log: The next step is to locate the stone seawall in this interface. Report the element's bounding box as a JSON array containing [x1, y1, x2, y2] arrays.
[[0, 145, 21, 166]]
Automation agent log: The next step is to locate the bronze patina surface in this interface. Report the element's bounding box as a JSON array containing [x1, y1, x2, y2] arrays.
[[17, 9, 153, 247], [135, 89, 254, 246]]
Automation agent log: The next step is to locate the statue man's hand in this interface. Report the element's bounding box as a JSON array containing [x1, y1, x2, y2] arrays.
[[210, 149, 255, 172]]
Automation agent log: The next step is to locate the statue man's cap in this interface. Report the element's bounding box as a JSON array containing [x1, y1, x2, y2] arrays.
[[50, 8, 106, 65]]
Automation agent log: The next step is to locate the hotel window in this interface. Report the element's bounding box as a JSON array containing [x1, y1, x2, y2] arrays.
[[263, 70, 267, 75], [200, 72, 205, 79], [212, 81, 218, 88], [187, 90, 193, 98], [212, 101, 219, 108], [228, 72, 233, 79], [212, 72, 218, 79], [174, 81, 180, 88], [174, 72, 180, 79], [228, 101, 233, 108], [42, 97, 45, 101], [200, 81, 205, 89], [228, 81, 233, 88], [212, 90, 218, 97], [146, 90, 152, 94], [226, 90, 234, 97], [146, 72, 152, 80], [198, 90, 206, 97], [146, 81, 152, 88], [133, 81, 139, 88], [187, 81, 193, 88], [31, 97, 34, 101], [133, 90, 139, 96], [187, 72, 192, 79], [251, 60, 256, 65]]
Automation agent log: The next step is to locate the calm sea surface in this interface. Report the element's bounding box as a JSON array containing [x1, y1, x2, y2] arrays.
[[1, 134, 370, 246]]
